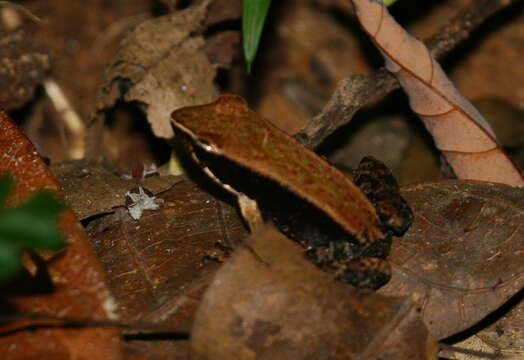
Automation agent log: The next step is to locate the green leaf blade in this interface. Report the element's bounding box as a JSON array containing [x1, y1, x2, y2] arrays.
[[0, 192, 63, 250], [242, 0, 271, 73], [0, 176, 12, 207], [0, 176, 64, 284], [0, 242, 21, 284], [383, 0, 398, 6]]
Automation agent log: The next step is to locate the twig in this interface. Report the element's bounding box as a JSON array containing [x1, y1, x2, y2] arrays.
[[0, 312, 190, 336], [439, 343, 502, 359], [295, 0, 520, 148], [0, 3, 86, 159], [43, 79, 86, 159], [0, 1, 41, 28]]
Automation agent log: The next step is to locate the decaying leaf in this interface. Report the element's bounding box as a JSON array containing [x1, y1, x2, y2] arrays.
[[96, 0, 218, 139], [191, 224, 437, 359], [352, 0, 524, 186], [380, 181, 524, 340], [0, 111, 122, 360], [51, 159, 181, 220]]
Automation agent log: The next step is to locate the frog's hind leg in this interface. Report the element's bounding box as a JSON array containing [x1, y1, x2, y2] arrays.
[[353, 156, 413, 236]]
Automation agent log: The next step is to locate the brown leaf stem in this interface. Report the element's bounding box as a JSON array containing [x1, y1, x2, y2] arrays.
[[295, 0, 519, 149]]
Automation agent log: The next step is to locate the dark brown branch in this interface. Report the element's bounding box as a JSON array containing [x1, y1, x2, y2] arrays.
[[295, 0, 520, 148]]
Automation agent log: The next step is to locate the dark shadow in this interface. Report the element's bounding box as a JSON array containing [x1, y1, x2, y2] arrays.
[[0, 252, 57, 296]]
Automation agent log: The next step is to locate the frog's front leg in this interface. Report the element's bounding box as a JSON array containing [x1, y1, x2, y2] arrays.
[[187, 145, 264, 233], [332, 257, 391, 290], [310, 234, 392, 289]]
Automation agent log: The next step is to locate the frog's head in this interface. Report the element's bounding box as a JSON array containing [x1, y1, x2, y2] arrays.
[[171, 94, 248, 155]]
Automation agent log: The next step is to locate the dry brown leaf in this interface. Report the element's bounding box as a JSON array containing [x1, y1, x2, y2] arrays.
[[86, 176, 247, 321], [352, 0, 524, 186], [87, 176, 247, 359], [379, 181, 524, 340], [96, 0, 218, 139], [0, 111, 122, 360], [124, 272, 215, 360], [191, 224, 437, 359], [51, 159, 181, 220]]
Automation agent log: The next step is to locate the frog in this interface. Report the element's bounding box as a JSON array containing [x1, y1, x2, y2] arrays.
[[171, 94, 412, 289]]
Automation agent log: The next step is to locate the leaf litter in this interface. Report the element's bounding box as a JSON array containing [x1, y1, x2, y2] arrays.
[[191, 224, 438, 360], [380, 181, 524, 340], [95, 0, 219, 140], [1, 0, 521, 359]]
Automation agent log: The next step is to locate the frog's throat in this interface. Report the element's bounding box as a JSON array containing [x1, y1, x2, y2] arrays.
[[190, 151, 263, 232]]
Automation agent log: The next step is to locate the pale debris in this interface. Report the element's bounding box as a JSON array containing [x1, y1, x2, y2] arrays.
[[125, 186, 159, 220]]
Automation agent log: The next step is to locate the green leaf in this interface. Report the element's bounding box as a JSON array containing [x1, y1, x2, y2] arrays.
[[383, 0, 398, 6], [242, 0, 271, 73], [17, 191, 63, 216], [0, 175, 12, 207], [0, 192, 63, 250], [0, 242, 21, 284], [0, 179, 64, 284]]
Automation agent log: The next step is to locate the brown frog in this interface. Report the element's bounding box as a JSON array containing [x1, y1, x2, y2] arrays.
[[171, 94, 412, 289]]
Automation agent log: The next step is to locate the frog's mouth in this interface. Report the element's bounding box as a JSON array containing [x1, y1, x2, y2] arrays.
[[193, 137, 216, 153], [172, 123, 222, 156]]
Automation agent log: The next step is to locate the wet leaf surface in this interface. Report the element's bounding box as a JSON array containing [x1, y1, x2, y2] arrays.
[[191, 224, 437, 360], [0, 112, 122, 360], [380, 180, 524, 340]]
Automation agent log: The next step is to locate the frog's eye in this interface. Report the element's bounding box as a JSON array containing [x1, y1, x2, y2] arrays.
[[194, 137, 215, 152]]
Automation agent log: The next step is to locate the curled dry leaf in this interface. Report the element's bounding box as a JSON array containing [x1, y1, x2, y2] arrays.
[[191, 224, 437, 360], [379, 181, 524, 340], [0, 112, 122, 360], [95, 0, 218, 139], [352, 0, 524, 186]]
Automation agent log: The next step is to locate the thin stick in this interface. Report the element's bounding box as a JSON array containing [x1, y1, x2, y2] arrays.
[[43, 79, 86, 159], [0, 312, 190, 335], [0, 1, 41, 27], [439, 343, 503, 359]]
